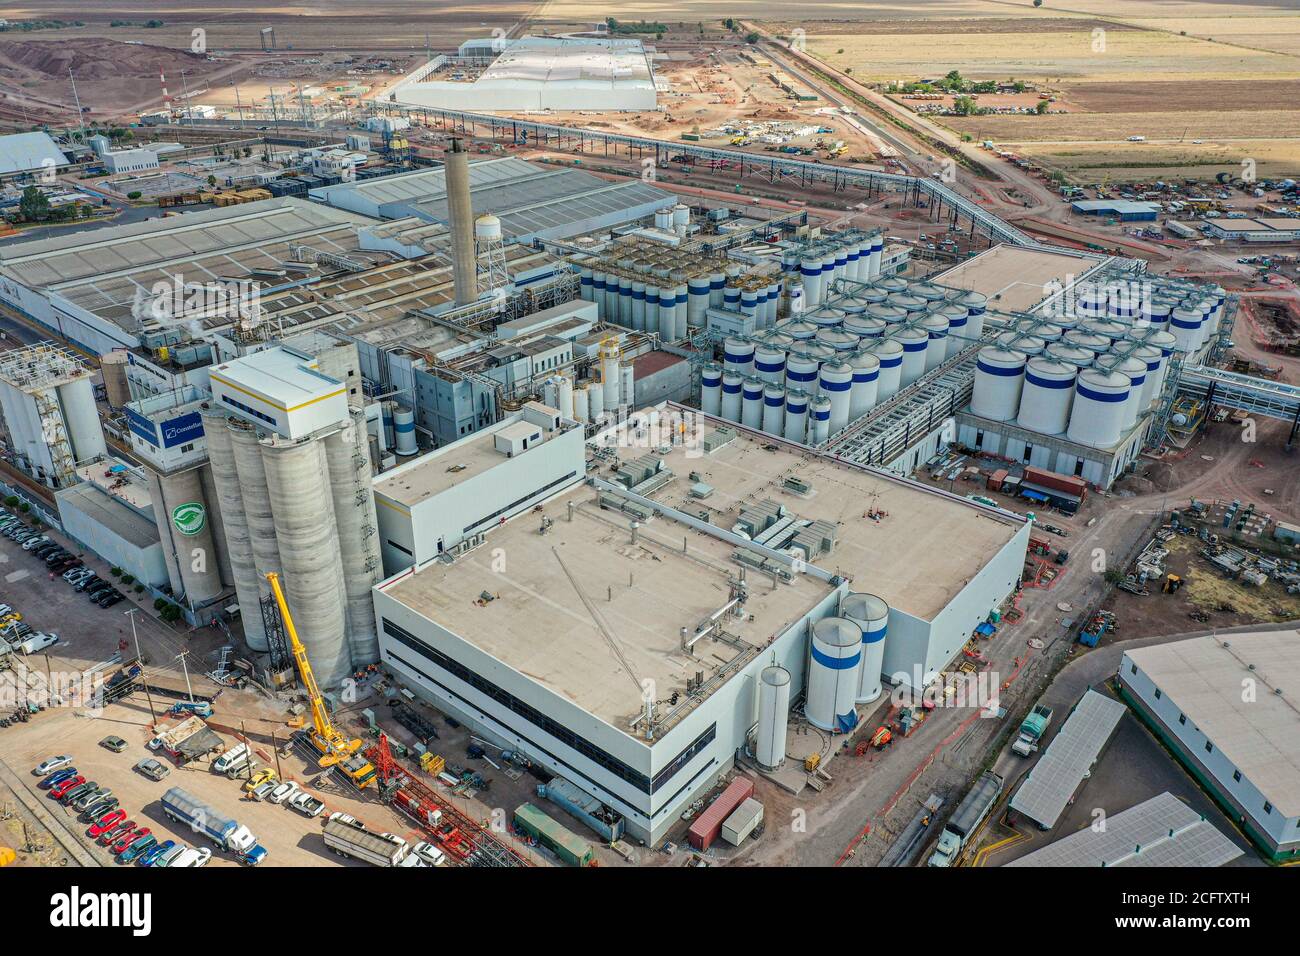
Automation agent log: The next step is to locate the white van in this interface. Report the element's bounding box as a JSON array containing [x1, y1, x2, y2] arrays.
[[212, 742, 250, 775], [18, 632, 58, 655]]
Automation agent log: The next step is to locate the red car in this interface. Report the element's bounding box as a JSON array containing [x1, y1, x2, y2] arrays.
[[111, 827, 150, 856], [48, 775, 84, 800], [98, 819, 135, 846], [87, 808, 127, 839]]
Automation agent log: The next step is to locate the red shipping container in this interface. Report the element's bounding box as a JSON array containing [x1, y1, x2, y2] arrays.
[[1023, 466, 1088, 501], [688, 777, 755, 850], [987, 468, 1009, 492]]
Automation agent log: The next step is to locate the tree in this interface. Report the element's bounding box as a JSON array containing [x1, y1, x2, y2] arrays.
[[19, 185, 49, 222], [745, 32, 759, 44], [952, 95, 979, 116], [1033, 0, 1043, 6], [1035, 99, 1049, 115]]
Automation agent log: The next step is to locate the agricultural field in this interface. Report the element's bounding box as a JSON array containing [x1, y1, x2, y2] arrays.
[[1009, 140, 1300, 184]]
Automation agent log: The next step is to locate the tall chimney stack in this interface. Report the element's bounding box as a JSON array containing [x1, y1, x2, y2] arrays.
[[445, 137, 478, 306]]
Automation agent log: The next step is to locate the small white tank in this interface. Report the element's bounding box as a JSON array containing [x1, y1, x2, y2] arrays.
[[810, 395, 832, 444], [997, 331, 1045, 357], [818, 362, 853, 435], [844, 315, 887, 340], [1132, 344, 1163, 410], [1169, 305, 1203, 353], [816, 329, 859, 353], [741, 376, 765, 429], [394, 408, 417, 456], [784, 389, 810, 443], [841, 593, 888, 704], [1067, 369, 1129, 448], [805, 617, 862, 733], [700, 363, 723, 417], [1045, 342, 1095, 370], [620, 364, 635, 408], [1017, 358, 1077, 435], [971, 346, 1027, 422], [572, 385, 590, 423], [784, 321, 817, 342], [557, 376, 574, 420], [756, 665, 791, 770], [588, 381, 606, 422]]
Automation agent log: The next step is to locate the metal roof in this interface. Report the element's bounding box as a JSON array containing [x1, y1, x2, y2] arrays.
[[0, 131, 68, 175], [1125, 630, 1300, 818], [311, 157, 539, 209], [1072, 200, 1161, 215], [1007, 791, 1243, 867], [1009, 689, 1127, 830]]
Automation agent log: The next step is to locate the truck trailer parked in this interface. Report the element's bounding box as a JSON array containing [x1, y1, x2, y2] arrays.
[[321, 818, 409, 866], [160, 787, 267, 865], [927, 771, 1003, 867]]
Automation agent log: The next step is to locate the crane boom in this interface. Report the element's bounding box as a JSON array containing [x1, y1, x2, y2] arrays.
[[265, 572, 373, 783]]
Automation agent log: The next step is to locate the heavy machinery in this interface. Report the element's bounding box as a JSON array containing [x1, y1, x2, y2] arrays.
[[265, 572, 377, 789], [1163, 573, 1183, 594]]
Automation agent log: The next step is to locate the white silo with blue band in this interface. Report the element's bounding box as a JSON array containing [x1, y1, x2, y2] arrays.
[[806, 617, 862, 733], [842, 593, 889, 705]]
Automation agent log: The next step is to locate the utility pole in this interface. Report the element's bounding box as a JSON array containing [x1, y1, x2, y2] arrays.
[[233, 81, 245, 128], [125, 609, 157, 723], [241, 721, 253, 783], [179, 70, 192, 127], [271, 729, 282, 780], [175, 650, 194, 702], [67, 68, 86, 146]]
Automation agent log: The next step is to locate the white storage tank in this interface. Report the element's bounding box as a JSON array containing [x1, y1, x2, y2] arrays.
[[844, 314, 887, 341], [888, 292, 926, 316], [1077, 282, 1106, 319], [808, 307, 844, 330], [937, 302, 969, 346], [741, 376, 765, 429], [801, 254, 823, 307], [920, 313, 949, 369], [557, 376, 574, 420], [753, 342, 787, 385], [572, 385, 590, 423], [1017, 358, 1077, 435], [761, 384, 785, 436], [816, 329, 859, 354], [709, 270, 726, 309], [784, 351, 819, 392], [786, 280, 805, 317], [848, 351, 880, 419], [588, 381, 606, 422], [1094, 353, 1147, 431], [620, 364, 635, 408], [868, 236, 883, 278], [841, 593, 888, 704], [1142, 295, 1176, 331], [971, 347, 1027, 422], [871, 339, 904, 401], [602, 352, 620, 408], [785, 321, 817, 342], [1064, 330, 1110, 356], [644, 285, 661, 336], [996, 332, 1045, 358], [688, 276, 711, 326], [895, 329, 930, 388], [1081, 318, 1126, 344], [805, 617, 862, 733], [784, 388, 810, 443], [720, 371, 744, 422], [1045, 342, 1095, 370], [723, 337, 756, 377], [700, 363, 723, 416], [810, 395, 832, 444], [394, 408, 417, 456], [756, 665, 791, 770], [1169, 304, 1203, 353], [1132, 344, 1163, 410], [819, 361, 853, 435], [1067, 369, 1129, 448], [741, 288, 759, 323]]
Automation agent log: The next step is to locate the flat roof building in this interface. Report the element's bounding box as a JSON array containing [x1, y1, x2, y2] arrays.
[[371, 405, 1028, 844], [1118, 629, 1300, 861]]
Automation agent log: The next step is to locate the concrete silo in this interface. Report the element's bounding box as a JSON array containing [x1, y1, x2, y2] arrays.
[[203, 408, 266, 651], [324, 406, 383, 667]]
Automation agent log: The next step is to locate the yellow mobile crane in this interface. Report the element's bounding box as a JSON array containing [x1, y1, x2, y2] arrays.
[[265, 572, 377, 789]]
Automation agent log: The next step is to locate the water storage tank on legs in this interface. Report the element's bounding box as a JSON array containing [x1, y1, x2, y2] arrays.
[[741, 376, 765, 429], [1067, 369, 1129, 448], [971, 347, 1027, 422], [806, 617, 862, 733], [849, 351, 880, 419], [756, 665, 791, 770], [784, 388, 810, 443], [1017, 358, 1077, 435], [761, 384, 785, 436], [818, 362, 853, 435], [720, 372, 744, 422], [841, 593, 888, 704], [700, 363, 723, 416]]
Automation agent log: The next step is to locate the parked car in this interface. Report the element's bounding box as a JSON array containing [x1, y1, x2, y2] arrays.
[[98, 819, 136, 846], [413, 841, 447, 867], [250, 781, 277, 801], [267, 781, 300, 805], [87, 808, 127, 839], [33, 544, 60, 559], [327, 811, 364, 830], [170, 847, 212, 868], [288, 791, 325, 818], [63, 567, 92, 583], [99, 736, 128, 753], [60, 781, 98, 805], [17, 632, 58, 655], [138, 839, 174, 867], [79, 796, 120, 822], [34, 755, 73, 776], [72, 786, 112, 811], [118, 834, 157, 864], [96, 592, 125, 608], [153, 843, 187, 868], [22, 535, 50, 551], [242, 768, 277, 792], [48, 775, 84, 800], [134, 758, 169, 781], [74, 576, 104, 593], [111, 827, 150, 856]]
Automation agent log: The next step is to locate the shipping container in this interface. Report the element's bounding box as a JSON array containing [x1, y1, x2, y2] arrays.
[[1023, 466, 1088, 501], [986, 468, 1009, 493], [538, 777, 625, 842], [720, 798, 764, 846], [513, 802, 594, 867], [687, 776, 755, 850]]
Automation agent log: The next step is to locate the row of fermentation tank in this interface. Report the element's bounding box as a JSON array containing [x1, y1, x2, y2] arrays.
[[576, 230, 888, 342], [701, 275, 989, 444], [971, 278, 1228, 449], [755, 592, 891, 769]]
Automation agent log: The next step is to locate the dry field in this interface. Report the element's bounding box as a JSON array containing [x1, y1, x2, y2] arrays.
[[1009, 140, 1300, 184]]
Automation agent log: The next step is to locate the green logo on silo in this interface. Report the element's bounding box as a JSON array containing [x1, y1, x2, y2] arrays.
[[172, 502, 206, 536]]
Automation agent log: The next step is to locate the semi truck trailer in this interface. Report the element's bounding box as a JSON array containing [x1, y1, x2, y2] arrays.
[[161, 786, 267, 865]]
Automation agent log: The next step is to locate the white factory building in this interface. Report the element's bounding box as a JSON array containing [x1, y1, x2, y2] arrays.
[[0, 343, 105, 488], [371, 407, 1028, 844], [391, 36, 658, 112], [1118, 629, 1300, 862]]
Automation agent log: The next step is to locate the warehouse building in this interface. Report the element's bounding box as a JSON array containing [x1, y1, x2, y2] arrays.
[[0, 131, 68, 176], [392, 36, 658, 112], [371, 408, 1028, 843], [1118, 630, 1300, 861], [311, 157, 672, 243], [1201, 218, 1300, 243], [1070, 200, 1160, 222]]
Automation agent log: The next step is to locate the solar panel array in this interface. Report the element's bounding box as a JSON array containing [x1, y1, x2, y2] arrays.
[[1007, 791, 1243, 867], [1009, 690, 1127, 830]]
